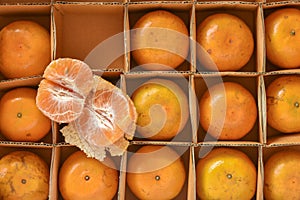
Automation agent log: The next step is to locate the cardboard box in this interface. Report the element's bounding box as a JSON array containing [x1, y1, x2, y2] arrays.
[[0, 0, 300, 199]]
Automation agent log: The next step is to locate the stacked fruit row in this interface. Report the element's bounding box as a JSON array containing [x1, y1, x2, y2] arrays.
[[0, 1, 299, 200]]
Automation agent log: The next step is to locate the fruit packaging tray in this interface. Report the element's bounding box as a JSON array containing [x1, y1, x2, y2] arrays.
[[0, 0, 300, 199]]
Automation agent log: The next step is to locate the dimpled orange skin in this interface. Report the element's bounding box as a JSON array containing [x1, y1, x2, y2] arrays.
[[199, 82, 257, 140], [264, 150, 300, 200], [0, 151, 50, 200], [131, 10, 189, 70], [0, 87, 51, 142], [196, 148, 257, 200], [197, 13, 254, 71], [266, 75, 300, 133], [126, 145, 186, 200], [265, 8, 300, 69], [0, 20, 51, 79], [59, 151, 119, 200]]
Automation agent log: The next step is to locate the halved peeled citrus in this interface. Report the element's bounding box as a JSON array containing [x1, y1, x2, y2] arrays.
[[37, 58, 137, 160], [36, 58, 94, 123]]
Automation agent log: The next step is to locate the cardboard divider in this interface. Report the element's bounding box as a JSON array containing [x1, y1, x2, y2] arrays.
[[127, 2, 194, 72], [194, 144, 261, 200], [124, 143, 191, 199], [194, 73, 262, 143], [195, 2, 259, 72]]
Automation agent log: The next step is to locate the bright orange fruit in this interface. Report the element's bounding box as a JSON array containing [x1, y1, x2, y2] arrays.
[[264, 149, 300, 199], [196, 147, 257, 199], [0, 87, 51, 142], [127, 145, 186, 199], [59, 150, 118, 200], [265, 8, 300, 69], [199, 82, 257, 140], [197, 13, 254, 71], [0, 20, 51, 79], [0, 150, 50, 200], [131, 10, 189, 70], [266, 75, 300, 133], [75, 76, 137, 147]]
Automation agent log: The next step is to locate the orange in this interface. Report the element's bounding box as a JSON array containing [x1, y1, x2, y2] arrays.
[[37, 58, 137, 159], [264, 149, 300, 200], [199, 82, 257, 140], [127, 145, 186, 200], [0, 150, 49, 200], [0, 87, 51, 142], [266, 75, 300, 133], [36, 58, 94, 123], [197, 13, 254, 71], [59, 150, 118, 200], [196, 147, 257, 199], [131, 78, 188, 140], [74, 76, 137, 147], [131, 10, 189, 70], [0, 20, 51, 79], [265, 8, 300, 69]]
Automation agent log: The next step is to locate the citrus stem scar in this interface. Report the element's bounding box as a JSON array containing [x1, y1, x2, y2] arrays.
[[21, 179, 26, 184], [227, 174, 232, 179], [17, 112, 22, 118], [291, 29, 296, 36], [85, 175, 90, 181], [155, 175, 160, 181], [295, 102, 299, 108]]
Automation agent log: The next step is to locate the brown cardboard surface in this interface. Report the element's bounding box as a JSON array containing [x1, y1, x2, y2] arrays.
[[53, 3, 125, 70], [0, 1, 300, 200]]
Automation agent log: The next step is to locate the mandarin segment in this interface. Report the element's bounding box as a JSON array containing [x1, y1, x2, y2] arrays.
[[75, 76, 137, 148], [43, 58, 94, 97], [36, 79, 85, 123]]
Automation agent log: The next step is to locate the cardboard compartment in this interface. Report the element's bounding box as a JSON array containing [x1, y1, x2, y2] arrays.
[[125, 72, 193, 142], [194, 145, 262, 200], [123, 144, 191, 199], [0, 0, 51, 4], [194, 74, 262, 144], [127, 2, 193, 72], [0, 4, 51, 81], [53, 3, 126, 71], [263, 2, 300, 72], [54, 145, 122, 200], [195, 2, 261, 72]]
